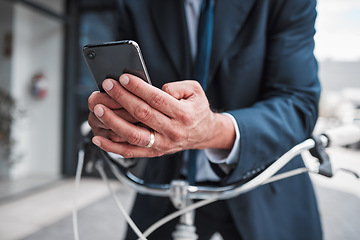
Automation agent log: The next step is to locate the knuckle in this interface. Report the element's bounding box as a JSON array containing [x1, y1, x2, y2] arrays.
[[158, 142, 174, 153], [132, 81, 142, 92], [179, 113, 193, 126], [88, 114, 98, 128], [88, 92, 98, 111], [149, 92, 166, 108], [110, 87, 125, 102], [191, 81, 204, 95], [162, 83, 171, 94], [90, 128, 100, 137], [88, 120, 95, 130], [133, 103, 152, 122], [151, 150, 163, 158], [127, 130, 143, 146], [109, 132, 123, 142], [121, 150, 134, 159], [192, 80, 202, 89], [168, 129, 186, 143]]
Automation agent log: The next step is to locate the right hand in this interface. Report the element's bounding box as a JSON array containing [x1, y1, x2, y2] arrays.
[[89, 74, 235, 158]]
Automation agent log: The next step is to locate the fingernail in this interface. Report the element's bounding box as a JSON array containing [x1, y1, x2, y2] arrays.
[[94, 105, 104, 117], [103, 79, 114, 91], [120, 75, 129, 85], [92, 138, 101, 147]]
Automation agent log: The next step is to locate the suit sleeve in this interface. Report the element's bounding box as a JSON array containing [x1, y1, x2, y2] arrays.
[[226, 0, 320, 184]]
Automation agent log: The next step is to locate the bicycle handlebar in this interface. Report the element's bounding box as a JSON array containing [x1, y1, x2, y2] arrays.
[[101, 124, 360, 201], [321, 124, 360, 147]]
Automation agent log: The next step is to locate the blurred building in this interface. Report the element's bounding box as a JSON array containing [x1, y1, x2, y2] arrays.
[[318, 61, 360, 123], [319, 61, 360, 91], [0, 0, 118, 200]]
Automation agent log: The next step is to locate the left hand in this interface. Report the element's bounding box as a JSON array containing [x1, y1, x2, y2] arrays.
[[91, 74, 235, 158]]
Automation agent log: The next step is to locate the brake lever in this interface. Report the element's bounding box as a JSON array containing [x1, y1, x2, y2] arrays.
[[310, 135, 333, 178]]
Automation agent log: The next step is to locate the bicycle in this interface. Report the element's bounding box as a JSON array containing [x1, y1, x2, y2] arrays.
[[73, 123, 360, 240]]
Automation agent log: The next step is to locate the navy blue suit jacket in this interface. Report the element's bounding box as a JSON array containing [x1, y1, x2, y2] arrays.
[[116, 0, 323, 239]]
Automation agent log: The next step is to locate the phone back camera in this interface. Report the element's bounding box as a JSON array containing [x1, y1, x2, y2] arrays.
[[87, 51, 96, 60]]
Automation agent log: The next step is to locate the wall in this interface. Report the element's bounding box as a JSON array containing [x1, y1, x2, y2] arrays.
[[10, 0, 64, 179]]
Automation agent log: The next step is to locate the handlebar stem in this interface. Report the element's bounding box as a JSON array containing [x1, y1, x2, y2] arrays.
[[170, 180, 195, 226]]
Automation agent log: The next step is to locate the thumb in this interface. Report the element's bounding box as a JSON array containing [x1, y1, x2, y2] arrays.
[[162, 80, 203, 100]]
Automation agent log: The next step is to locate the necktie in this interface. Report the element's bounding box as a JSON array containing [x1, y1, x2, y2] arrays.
[[194, 0, 214, 90], [187, 0, 214, 185]]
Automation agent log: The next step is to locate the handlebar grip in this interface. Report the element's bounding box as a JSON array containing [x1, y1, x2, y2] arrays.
[[81, 121, 92, 136], [323, 124, 360, 147]]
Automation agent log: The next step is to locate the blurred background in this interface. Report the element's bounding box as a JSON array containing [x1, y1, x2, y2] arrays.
[[0, 0, 359, 240]]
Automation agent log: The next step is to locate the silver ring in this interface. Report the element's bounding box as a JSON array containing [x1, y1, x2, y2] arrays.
[[145, 129, 155, 148]]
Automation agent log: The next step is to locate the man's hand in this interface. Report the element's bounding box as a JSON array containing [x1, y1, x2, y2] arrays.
[[88, 90, 138, 143], [89, 74, 235, 158]]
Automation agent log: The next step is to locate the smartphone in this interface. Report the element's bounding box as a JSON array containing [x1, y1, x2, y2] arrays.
[[82, 40, 151, 92]]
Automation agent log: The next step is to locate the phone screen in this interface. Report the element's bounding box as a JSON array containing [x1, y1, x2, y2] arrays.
[[83, 40, 151, 92]]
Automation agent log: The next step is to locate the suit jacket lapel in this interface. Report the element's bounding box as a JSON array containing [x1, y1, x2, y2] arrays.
[[150, 0, 192, 80], [209, 0, 256, 84], [150, 0, 256, 84]]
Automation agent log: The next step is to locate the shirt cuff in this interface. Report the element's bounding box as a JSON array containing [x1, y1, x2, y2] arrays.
[[204, 113, 240, 165]]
